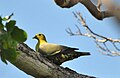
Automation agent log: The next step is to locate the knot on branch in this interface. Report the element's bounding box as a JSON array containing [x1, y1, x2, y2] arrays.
[[54, 0, 79, 8]]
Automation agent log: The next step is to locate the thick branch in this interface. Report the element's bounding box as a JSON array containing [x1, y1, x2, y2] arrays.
[[54, 0, 115, 20], [0, 24, 95, 78], [9, 43, 95, 78], [80, 0, 114, 20]]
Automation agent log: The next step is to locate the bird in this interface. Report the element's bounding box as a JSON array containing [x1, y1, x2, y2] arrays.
[[33, 33, 90, 65]]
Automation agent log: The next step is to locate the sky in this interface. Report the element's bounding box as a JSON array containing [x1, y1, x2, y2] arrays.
[[0, 0, 120, 78]]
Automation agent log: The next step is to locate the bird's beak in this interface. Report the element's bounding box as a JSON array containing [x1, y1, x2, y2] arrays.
[[33, 36, 37, 39]]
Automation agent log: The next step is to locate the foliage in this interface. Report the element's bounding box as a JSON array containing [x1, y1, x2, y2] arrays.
[[0, 13, 27, 64]]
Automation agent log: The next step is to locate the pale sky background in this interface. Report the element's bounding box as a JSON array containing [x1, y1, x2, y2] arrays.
[[0, 0, 120, 78]]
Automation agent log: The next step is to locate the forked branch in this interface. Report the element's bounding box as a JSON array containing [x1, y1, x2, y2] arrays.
[[54, 0, 120, 20], [66, 12, 120, 56]]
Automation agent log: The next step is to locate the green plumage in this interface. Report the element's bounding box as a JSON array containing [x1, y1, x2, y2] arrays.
[[46, 49, 90, 65], [33, 33, 90, 65]]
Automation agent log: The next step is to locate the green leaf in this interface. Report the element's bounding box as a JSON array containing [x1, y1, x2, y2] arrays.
[[2, 48, 17, 63], [7, 38, 18, 49], [0, 33, 18, 64], [2, 16, 9, 21], [0, 45, 18, 64], [0, 24, 4, 30], [0, 17, 4, 30], [7, 48, 18, 63], [0, 16, 2, 23], [11, 26, 27, 42], [6, 20, 16, 33], [0, 33, 17, 50], [0, 32, 7, 39], [0, 33, 10, 49], [2, 40, 8, 49], [1, 51, 8, 64], [2, 13, 14, 21]]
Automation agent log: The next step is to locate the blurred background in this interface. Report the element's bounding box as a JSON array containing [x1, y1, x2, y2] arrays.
[[0, 0, 120, 78]]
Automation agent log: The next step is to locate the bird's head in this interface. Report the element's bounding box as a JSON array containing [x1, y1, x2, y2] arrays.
[[33, 33, 47, 42]]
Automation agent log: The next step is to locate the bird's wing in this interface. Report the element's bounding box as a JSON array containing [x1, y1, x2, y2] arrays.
[[39, 43, 64, 55], [39, 43, 79, 55]]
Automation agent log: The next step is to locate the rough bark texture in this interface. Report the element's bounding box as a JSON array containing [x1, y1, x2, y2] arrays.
[[0, 29, 95, 78], [54, 0, 114, 20], [9, 43, 96, 78]]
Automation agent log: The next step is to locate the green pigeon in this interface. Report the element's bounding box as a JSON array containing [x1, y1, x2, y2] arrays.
[[33, 33, 90, 65]]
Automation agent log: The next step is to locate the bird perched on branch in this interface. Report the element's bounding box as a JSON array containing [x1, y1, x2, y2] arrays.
[[33, 33, 90, 65]]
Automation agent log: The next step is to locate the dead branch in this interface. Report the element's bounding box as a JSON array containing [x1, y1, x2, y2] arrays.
[[66, 12, 120, 56]]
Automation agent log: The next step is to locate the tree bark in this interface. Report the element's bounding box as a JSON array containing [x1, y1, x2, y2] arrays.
[[9, 43, 96, 78], [54, 0, 114, 20], [0, 30, 95, 78]]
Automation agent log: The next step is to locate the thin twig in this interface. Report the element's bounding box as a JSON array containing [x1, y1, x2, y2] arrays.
[[66, 12, 120, 56]]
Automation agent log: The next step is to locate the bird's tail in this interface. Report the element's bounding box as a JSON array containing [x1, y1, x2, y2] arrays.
[[76, 51, 90, 56], [65, 51, 90, 60], [47, 51, 90, 65]]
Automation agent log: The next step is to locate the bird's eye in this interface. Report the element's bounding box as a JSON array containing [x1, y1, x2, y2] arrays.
[[38, 34, 41, 36]]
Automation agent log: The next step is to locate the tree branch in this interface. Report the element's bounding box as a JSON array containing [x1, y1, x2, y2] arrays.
[[0, 20, 95, 78], [54, 0, 120, 20], [66, 12, 120, 56], [7, 43, 95, 78]]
